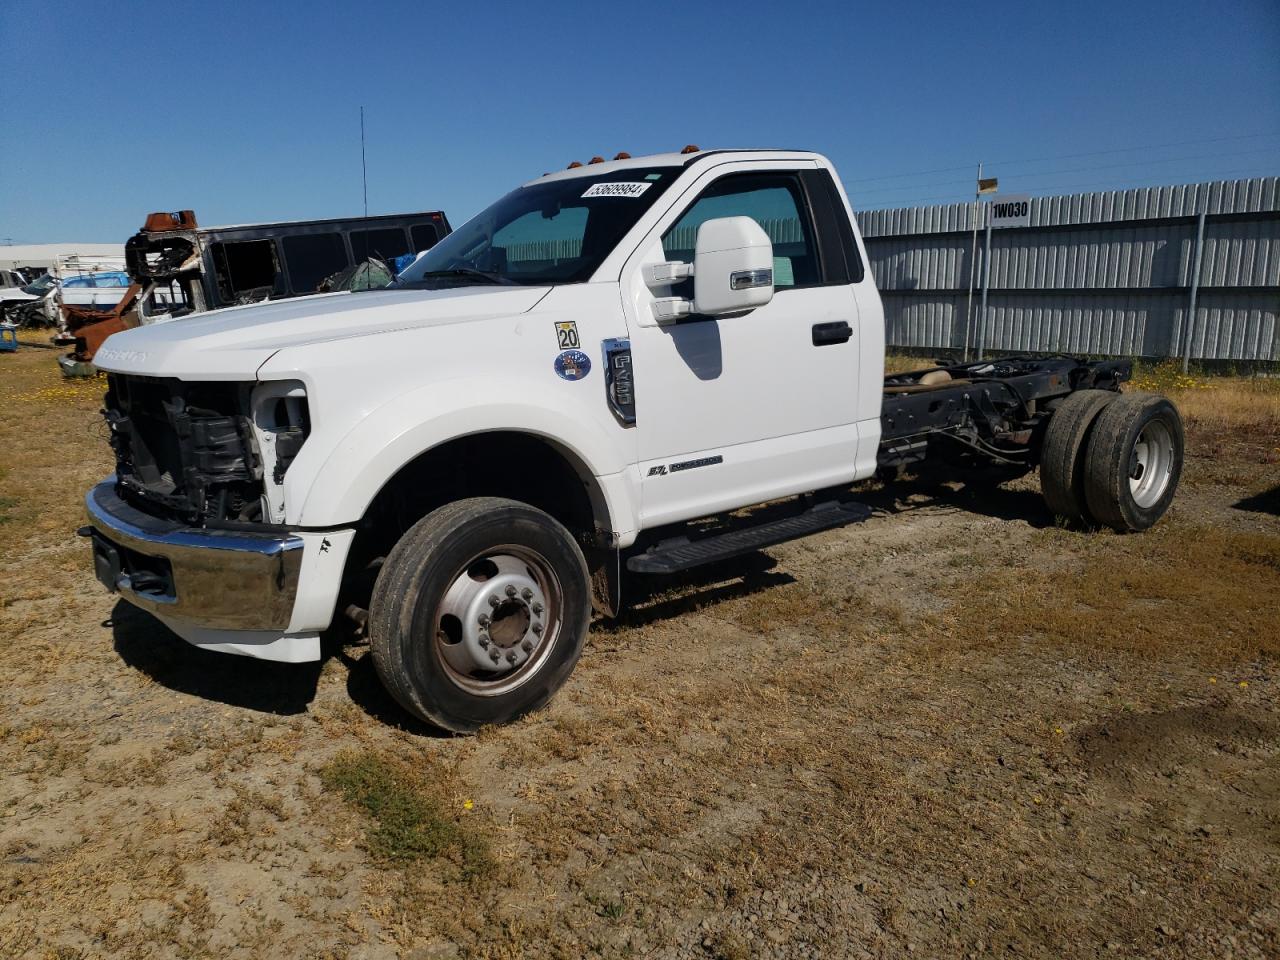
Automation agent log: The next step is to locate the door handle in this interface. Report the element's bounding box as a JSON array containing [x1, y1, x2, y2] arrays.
[[812, 320, 853, 346]]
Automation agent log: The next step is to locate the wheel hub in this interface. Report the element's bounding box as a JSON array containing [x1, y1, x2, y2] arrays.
[[436, 554, 549, 678], [1128, 421, 1173, 509]]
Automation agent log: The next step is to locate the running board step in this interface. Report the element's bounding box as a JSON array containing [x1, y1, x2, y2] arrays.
[[626, 501, 873, 575]]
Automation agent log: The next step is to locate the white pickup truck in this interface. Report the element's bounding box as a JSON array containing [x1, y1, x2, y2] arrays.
[[83, 148, 1185, 731]]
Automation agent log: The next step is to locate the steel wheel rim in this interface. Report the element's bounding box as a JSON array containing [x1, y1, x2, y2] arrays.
[[431, 545, 564, 697], [1129, 419, 1174, 508]]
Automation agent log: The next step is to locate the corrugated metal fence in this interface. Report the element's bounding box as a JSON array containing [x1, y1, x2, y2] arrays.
[[504, 217, 804, 264], [853, 177, 1280, 362]]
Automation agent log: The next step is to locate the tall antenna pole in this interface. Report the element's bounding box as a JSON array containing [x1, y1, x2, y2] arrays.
[[360, 106, 369, 218]]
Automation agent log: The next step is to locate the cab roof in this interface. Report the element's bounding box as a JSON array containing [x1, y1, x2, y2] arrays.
[[524, 148, 823, 187]]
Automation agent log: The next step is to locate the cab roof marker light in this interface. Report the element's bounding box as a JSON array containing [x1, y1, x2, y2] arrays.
[[589, 156, 605, 164], [680, 144, 700, 154], [613, 152, 631, 160], [567, 161, 583, 169]]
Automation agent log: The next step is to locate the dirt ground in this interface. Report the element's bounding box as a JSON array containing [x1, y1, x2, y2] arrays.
[[1, 343, 1278, 960]]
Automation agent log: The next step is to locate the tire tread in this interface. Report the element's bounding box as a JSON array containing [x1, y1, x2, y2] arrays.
[[1040, 389, 1117, 524], [369, 497, 589, 732], [1083, 393, 1183, 532]]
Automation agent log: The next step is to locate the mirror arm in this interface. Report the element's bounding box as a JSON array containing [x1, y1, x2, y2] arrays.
[[651, 297, 692, 322], [643, 261, 694, 287]]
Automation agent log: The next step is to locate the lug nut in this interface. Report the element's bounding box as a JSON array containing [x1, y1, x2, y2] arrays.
[[478, 632, 490, 648], [532, 622, 544, 635], [489, 648, 501, 662], [505, 584, 517, 598], [506, 651, 517, 663], [522, 587, 533, 600], [521, 640, 533, 652], [488, 595, 500, 608], [478, 613, 490, 626], [532, 602, 544, 615]]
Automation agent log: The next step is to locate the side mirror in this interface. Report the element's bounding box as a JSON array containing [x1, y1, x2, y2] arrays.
[[693, 216, 774, 316]]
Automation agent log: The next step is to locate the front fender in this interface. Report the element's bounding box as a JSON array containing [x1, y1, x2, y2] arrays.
[[287, 377, 639, 535]]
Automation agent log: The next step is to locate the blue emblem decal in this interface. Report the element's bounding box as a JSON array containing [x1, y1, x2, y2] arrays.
[[554, 349, 592, 381]]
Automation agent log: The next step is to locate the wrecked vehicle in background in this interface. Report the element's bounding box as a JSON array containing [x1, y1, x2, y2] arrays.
[[2, 257, 130, 327], [0, 272, 50, 322], [125, 208, 452, 323], [55, 207, 452, 375], [0, 267, 38, 298]]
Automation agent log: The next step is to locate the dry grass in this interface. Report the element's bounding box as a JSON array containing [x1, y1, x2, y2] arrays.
[[931, 522, 1280, 666], [1132, 360, 1280, 437], [884, 352, 937, 374], [1, 344, 1278, 959]]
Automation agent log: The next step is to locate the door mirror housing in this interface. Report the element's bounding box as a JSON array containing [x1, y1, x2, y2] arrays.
[[693, 216, 774, 316]]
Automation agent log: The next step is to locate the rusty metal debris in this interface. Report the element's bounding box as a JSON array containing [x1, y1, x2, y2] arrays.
[[55, 207, 452, 376]]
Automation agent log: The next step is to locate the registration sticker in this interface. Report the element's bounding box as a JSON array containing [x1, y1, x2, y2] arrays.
[[582, 182, 651, 199]]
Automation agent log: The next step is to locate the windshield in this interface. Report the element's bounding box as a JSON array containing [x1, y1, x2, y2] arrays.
[[395, 167, 680, 288], [21, 274, 56, 295]]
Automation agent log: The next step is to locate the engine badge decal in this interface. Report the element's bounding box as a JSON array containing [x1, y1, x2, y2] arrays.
[[647, 455, 722, 477], [554, 350, 592, 381], [670, 455, 723, 473]]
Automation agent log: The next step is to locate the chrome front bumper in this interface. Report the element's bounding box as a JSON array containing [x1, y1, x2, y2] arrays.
[[84, 479, 304, 631]]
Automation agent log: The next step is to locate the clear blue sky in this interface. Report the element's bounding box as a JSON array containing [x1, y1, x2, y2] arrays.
[[2, 0, 1278, 243]]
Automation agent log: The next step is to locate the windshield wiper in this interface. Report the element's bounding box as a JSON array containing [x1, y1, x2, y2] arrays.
[[411, 268, 516, 286]]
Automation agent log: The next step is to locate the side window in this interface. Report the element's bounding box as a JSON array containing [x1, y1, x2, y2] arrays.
[[350, 227, 410, 266], [410, 223, 441, 253], [662, 173, 819, 288], [210, 239, 279, 302], [283, 233, 350, 293], [799, 169, 864, 284]]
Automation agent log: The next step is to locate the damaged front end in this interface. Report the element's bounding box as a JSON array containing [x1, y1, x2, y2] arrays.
[[103, 374, 309, 527]]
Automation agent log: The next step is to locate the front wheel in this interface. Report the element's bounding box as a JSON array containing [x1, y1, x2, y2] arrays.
[[369, 497, 591, 732]]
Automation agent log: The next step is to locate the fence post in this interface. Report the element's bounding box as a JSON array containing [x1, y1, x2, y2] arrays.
[[962, 163, 982, 361], [1182, 207, 1207, 372], [977, 217, 993, 359]]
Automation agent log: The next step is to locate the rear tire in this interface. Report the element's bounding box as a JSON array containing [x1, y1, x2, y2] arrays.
[[1039, 389, 1117, 525], [1083, 393, 1184, 532], [369, 497, 591, 733]]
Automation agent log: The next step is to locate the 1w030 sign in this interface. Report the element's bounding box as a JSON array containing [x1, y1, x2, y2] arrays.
[[989, 195, 1031, 229]]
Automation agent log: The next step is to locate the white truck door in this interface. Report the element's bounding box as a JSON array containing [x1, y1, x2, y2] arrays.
[[621, 162, 867, 529]]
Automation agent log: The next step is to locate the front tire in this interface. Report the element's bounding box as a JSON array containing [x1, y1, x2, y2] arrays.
[[369, 497, 591, 733]]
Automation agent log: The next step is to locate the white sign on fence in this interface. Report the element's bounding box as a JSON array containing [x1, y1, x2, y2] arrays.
[[988, 194, 1031, 229]]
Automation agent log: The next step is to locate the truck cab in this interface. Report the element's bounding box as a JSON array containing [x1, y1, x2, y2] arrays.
[[82, 148, 1181, 732]]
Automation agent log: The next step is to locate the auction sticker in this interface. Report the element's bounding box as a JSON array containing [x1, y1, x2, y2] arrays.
[[554, 350, 592, 381], [582, 182, 651, 199]]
